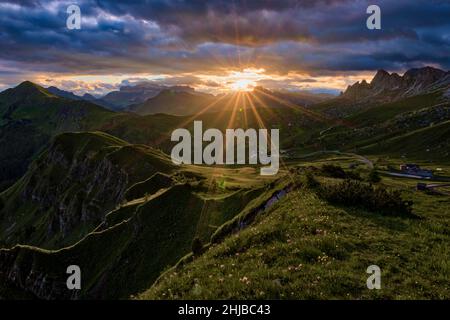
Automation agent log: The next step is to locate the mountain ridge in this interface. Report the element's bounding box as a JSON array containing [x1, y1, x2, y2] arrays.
[[343, 66, 450, 102], [0, 81, 116, 190]]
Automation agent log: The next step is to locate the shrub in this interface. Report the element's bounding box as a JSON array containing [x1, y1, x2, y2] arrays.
[[192, 237, 204, 256], [318, 180, 414, 217], [320, 164, 361, 180], [367, 169, 382, 183], [321, 164, 347, 179], [0, 197, 4, 211], [303, 171, 320, 189]]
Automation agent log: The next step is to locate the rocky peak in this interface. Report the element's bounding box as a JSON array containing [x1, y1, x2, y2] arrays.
[[370, 69, 403, 90], [371, 69, 390, 84], [343, 66, 448, 102], [403, 66, 446, 87]]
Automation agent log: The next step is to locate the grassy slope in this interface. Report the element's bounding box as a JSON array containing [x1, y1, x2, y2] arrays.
[[314, 92, 448, 155], [0, 124, 285, 299], [361, 120, 450, 161], [0, 131, 176, 249], [141, 174, 450, 300], [0, 82, 117, 190], [0, 179, 277, 299], [348, 92, 443, 126]]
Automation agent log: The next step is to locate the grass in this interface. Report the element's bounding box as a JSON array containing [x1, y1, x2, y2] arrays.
[[140, 169, 450, 299], [361, 120, 450, 161], [0, 131, 176, 249], [0, 179, 276, 299], [0, 127, 284, 299], [313, 92, 448, 154], [348, 92, 443, 126], [1, 136, 449, 300]]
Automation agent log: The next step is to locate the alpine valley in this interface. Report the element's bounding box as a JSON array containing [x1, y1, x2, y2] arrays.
[[0, 65, 449, 299]]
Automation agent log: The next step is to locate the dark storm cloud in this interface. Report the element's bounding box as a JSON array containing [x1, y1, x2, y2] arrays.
[[0, 0, 449, 89], [120, 74, 219, 88]]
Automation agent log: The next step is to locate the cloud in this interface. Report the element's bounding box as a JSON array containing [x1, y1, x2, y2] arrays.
[[0, 0, 449, 93]]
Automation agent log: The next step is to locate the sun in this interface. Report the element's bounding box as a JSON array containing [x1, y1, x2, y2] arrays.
[[229, 79, 256, 92], [200, 68, 265, 93]]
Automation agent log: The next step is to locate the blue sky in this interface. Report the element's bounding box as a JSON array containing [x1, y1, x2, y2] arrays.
[[0, 0, 449, 95]]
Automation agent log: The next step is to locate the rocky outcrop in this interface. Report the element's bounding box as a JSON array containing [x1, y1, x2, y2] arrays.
[[403, 67, 447, 93], [0, 246, 72, 300], [22, 144, 129, 242], [343, 67, 450, 102], [370, 69, 403, 92]]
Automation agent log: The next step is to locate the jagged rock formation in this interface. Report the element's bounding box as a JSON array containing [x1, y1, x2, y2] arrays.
[[343, 67, 450, 103]]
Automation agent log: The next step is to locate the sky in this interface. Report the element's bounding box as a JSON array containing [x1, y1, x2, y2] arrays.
[[0, 0, 449, 96]]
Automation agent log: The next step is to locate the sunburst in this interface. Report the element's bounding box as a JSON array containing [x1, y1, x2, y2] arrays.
[[229, 79, 256, 92]]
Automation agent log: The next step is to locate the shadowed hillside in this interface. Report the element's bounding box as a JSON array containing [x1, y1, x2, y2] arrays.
[[0, 82, 117, 190], [0, 131, 176, 249]]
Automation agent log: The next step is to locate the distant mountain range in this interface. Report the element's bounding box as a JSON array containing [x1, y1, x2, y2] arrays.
[[127, 85, 334, 116], [0, 80, 330, 191], [45, 67, 449, 115], [47, 83, 215, 111], [97, 83, 167, 110], [46, 82, 334, 114], [46, 86, 97, 102], [314, 66, 450, 118], [1, 65, 448, 191], [127, 87, 216, 115], [47, 83, 165, 110]]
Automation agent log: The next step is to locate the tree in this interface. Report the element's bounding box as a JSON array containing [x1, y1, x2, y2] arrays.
[[367, 169, 381, 183]]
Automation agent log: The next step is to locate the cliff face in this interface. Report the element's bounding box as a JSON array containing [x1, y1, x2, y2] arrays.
[[0, 132, 174, 249], [0, 246, 72, 300], [342, 67, 450, 102], [22, 143, 129, 243], [0, 180, 269, 299]]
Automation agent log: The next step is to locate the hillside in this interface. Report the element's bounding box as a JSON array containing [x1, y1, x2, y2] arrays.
[[0, 81, 330, 191], [348, 92, 445, 126], [140, 170, 450, 299], [314, 93, 450, 160], [0, 131, 176, 249], [0, 162, 278, 298], [0, 123, 285, 298], [0, 82, 117, 191], [1, 69, 450, 300], [361, 120, 450, 161]]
